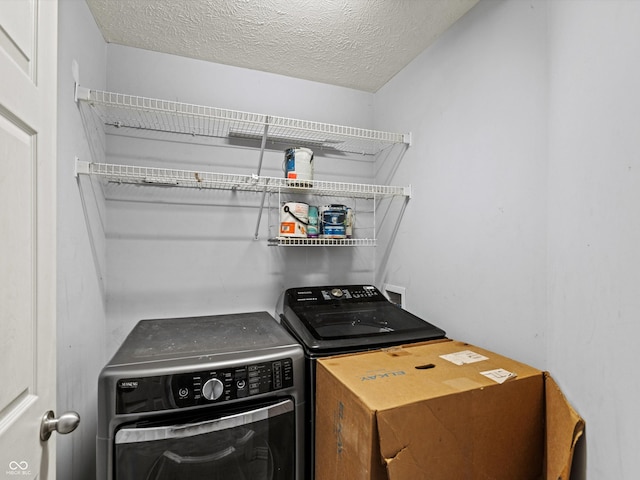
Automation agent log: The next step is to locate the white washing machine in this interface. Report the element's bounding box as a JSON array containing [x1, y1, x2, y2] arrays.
[[97, 312, 305, 480]]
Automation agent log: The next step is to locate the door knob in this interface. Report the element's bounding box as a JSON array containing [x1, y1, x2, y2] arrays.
[[40, 410, 80, 441]]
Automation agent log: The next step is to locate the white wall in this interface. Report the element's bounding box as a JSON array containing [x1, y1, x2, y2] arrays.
[[102, 46, 379, 356], [374, 0, 548, 368], [377, 0, 640, 478], [547, 1, 640, 478], [56, 1, 107, 479]]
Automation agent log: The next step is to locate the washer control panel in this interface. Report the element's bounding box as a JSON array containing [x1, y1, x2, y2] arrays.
[[288, 285, 384, 306], [115, 358, 294, 414]]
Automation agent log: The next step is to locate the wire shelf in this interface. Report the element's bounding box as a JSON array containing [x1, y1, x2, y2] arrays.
[[76, 161, 411, 198], [74, 84, 412, 246], [268, 237, 376, 247], [76, 87, 410, 155]]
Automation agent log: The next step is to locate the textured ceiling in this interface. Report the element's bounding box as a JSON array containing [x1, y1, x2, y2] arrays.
[[85, 0, 479, 93]]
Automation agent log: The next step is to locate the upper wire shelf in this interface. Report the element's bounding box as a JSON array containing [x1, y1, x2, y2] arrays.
[[75, 86, 411, 156]]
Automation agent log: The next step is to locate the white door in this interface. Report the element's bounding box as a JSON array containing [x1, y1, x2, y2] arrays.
[[0, 0, 64, 478]]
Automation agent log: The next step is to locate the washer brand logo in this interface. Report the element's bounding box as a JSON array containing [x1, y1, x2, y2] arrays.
[[118, 380, 139, 390], [360, 369, 406, 381]]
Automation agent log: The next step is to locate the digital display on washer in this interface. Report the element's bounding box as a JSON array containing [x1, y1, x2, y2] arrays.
[[115, 358, 294, 414]]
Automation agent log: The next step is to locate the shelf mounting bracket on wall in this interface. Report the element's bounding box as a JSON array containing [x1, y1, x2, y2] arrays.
[[74, 82, 91, 103]]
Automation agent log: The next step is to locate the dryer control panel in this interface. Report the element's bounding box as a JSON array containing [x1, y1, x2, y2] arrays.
[[115, 358, 294, 414], [171, 358, 294, 408]]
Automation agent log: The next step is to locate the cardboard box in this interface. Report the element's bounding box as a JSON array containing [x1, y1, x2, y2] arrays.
[[315, 340, 583, 480]]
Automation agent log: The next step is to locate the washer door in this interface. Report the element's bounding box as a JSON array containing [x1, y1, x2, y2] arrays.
[[114, 399, 295, 480]]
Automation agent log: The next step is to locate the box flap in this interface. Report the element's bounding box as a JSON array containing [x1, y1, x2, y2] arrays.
[[545, 373, 585, 480], [377, 374, 545, 480]]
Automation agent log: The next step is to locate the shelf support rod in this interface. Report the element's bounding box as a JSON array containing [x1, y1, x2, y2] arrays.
[[256, 116, 270, 176], [373, 194, 377, 244], [254, 180, 270, 240]]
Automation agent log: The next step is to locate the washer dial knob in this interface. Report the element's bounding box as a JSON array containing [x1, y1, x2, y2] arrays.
[[202, 378, 224, 401], [330, 288, 344, 298]]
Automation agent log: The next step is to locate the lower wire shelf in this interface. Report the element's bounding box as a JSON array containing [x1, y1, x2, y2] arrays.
[[267, 237, 376, 247], [76, 160, 403, 246]]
